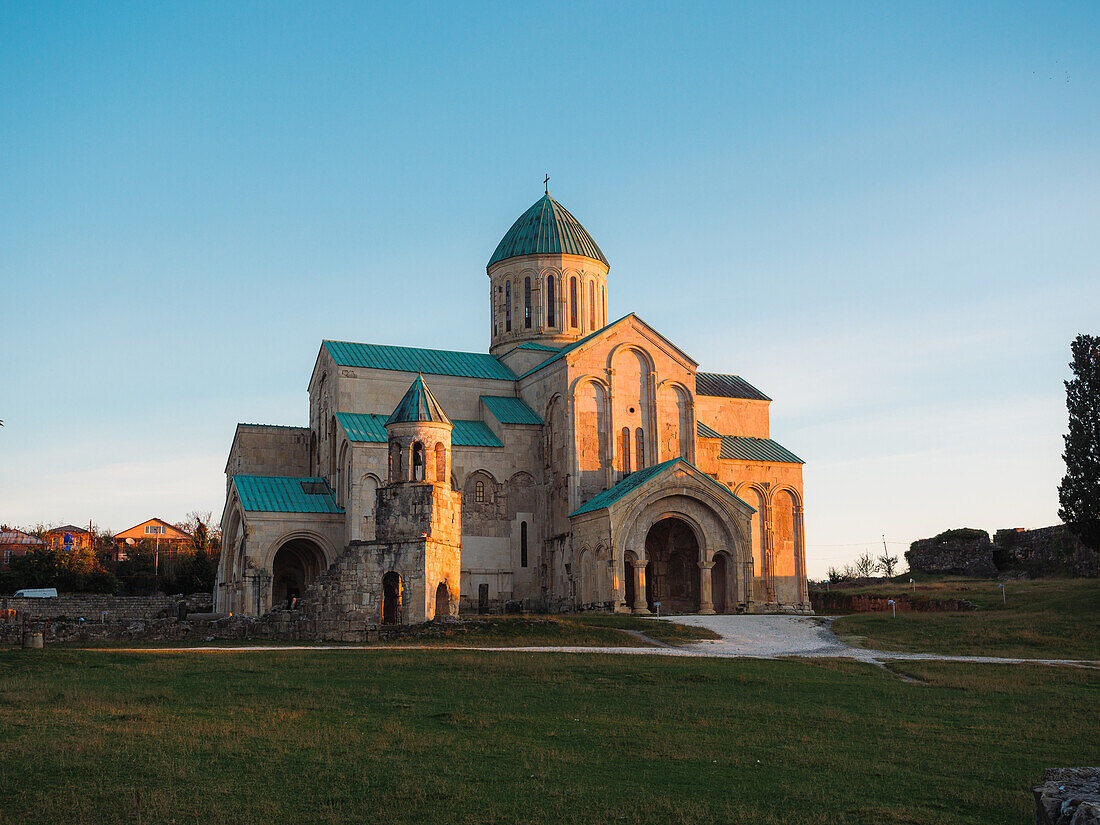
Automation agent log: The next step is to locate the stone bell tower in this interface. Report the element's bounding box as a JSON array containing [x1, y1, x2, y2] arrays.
[[372, 374, 462, 622]]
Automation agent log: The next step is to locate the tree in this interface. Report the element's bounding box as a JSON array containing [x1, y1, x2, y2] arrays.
[[1059, 334, 1100, 549], [876, 553, 899, 577], [853, 552, 876, 578]]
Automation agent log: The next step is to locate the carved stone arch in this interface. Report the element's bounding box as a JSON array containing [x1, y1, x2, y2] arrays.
[[617, 483, 751, 568], [261, 529, 339, 572], [606, 342, 657, 375], [568, 374, 611, 397], [770, 485, 803, 509], [656, 380, 694, 462], [462, 468, 499, 490]]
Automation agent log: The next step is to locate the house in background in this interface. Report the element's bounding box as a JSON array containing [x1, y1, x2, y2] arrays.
[[45, 525, 93, 553], [114, 518, 192, 559], [0, 529, 45, 571]]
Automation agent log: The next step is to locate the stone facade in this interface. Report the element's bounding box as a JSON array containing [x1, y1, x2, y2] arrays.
[[215, 191, 810, 623]]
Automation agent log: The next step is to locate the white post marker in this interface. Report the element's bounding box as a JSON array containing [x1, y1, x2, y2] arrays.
[[887, 598, 896, 618], [654, 601, 661, 619], [910, 578, 915, 592], [999, 583, 1006, 604]]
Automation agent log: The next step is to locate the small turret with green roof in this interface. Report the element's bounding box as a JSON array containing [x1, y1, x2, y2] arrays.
[[385, 374, 453, 426]]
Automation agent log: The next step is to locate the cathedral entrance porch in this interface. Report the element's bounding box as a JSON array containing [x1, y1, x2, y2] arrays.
[[644, 517, 702, 614], [271, 538, 327, 610]]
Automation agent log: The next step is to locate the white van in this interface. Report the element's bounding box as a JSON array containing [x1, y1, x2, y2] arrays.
[[13, 588, 58, 598]]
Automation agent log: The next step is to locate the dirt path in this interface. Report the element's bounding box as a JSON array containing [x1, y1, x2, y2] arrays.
[[85, 615, 1099, 668]]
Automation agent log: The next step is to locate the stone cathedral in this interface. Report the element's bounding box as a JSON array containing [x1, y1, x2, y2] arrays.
[[215, 190, 809, 623]]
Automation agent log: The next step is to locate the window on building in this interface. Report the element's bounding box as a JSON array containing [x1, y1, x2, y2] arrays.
[[524, 277, 532, 328], [144, 525, 166, 535], [521, 521, 528, 567], [635, 428, 645, 470], [621, 427, 631, 474], [412, 442, 425, 481], [475, 480, 485, 503], [589, 281, 595, 329], [505, 282, 512, 332], [546, 276, 556, 326], [570, 277, 578, 328], [492, 286, 497, 336]]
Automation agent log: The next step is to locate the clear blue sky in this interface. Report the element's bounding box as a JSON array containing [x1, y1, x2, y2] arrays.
[[2, 2, 1097, 575]]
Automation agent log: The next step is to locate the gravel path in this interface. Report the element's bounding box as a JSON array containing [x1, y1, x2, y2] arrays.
[[91, 615, 1098, 668]]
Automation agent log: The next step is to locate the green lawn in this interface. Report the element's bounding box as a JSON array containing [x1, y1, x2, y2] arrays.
[[59, 614, 718, 650], [827, 578, 1100, 660], [1, 650, 1096, 825]]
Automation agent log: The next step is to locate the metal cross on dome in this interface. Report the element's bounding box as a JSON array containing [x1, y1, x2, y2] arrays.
[[544, 174, 550, 195]]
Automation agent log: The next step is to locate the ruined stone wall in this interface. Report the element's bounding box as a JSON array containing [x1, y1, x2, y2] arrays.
[[994, 525, 1099, 577], [0, 593, 212, 622], [906, 525, 1098, 578], [906, 530, 997, 577]]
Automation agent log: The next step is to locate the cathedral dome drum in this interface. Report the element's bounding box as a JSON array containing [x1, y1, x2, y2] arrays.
[[488, 191, 611, 356]]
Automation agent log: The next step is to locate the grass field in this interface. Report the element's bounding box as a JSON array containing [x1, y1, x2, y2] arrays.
[[827, 577, 1100, 660], [1, 649, 1097, 825], [63, 614, 720, 650]]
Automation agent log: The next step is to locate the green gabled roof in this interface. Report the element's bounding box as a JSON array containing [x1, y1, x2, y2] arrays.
[[337, 413, 502, 447], [570, 457, 757, 518], [385, 374, 452, 426], [233, 476, 343, 514], [697, 422, 722, 439], [336, 412, 389, 442], [489, 195, 608, 268], [719, 435, 803, 464], [570, 459, 681, 516], [514, 342, 562, 353], [451, 420, 504, 447], [481, 396, 544, 425], [517, 314, 634, 379], [323, 341, 516, 381], [696, 372, 771, 401]]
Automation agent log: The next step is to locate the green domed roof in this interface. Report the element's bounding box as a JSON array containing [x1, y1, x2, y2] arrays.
[[488, 195, 608, 268], [385, 374, 452, 427]]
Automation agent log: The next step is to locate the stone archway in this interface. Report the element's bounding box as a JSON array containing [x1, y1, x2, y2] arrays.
[[382, 572, 403, 624], [271, 538, 327, 609], [434, 581, 450, 621], [644, 517, 700, 614]]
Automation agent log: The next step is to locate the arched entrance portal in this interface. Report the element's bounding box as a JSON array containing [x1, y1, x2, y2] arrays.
[[382, 572, 403, 624], [644, 518, 700, 614], [434, 581, 450, 620], [271, 538, 327, 609]]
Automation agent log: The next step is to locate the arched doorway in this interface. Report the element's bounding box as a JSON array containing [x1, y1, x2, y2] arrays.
[[644, 517, 700, 613], [434, 581, 450, 620], [382, 572, 403, 624], [271, 538, 327, 609], [712, 552, 729, 613]]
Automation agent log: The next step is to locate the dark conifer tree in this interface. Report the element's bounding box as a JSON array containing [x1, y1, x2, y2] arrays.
[[1058, 334, 1100, 548]]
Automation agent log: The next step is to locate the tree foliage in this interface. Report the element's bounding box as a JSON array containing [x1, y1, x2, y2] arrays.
[[1059, 334, 1100, 549], [876, 553, 899, 577]]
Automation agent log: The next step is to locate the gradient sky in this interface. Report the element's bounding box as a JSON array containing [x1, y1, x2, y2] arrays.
[[2, 2, 1098, 576]]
